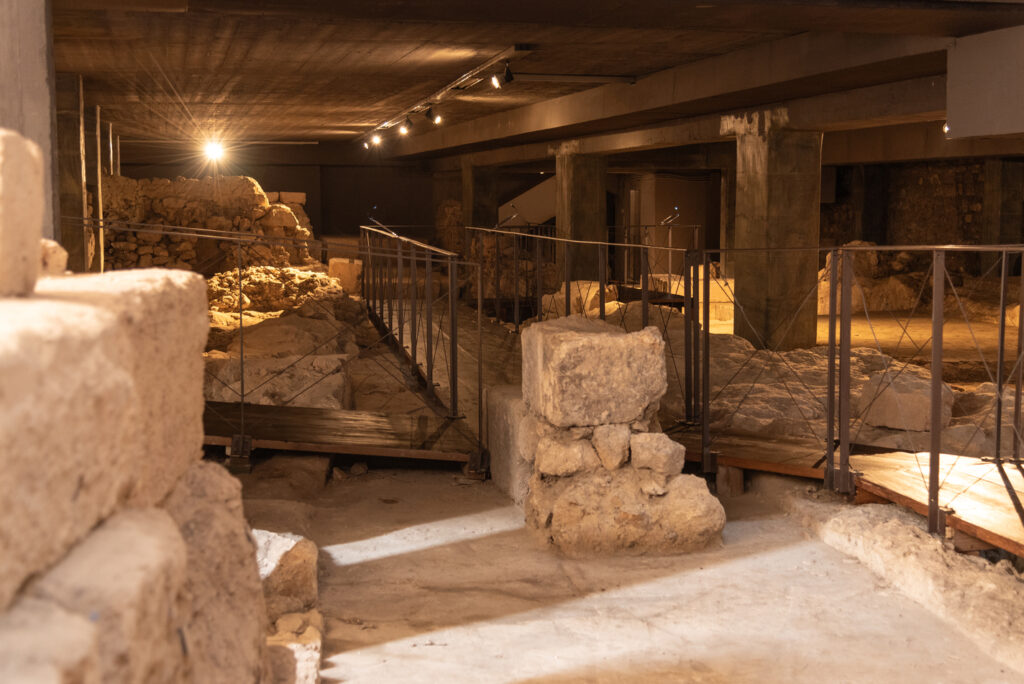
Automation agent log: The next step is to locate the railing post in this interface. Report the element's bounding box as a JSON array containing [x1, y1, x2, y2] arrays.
[[641, 246, 650, 328], [683, 251, 693, 420], [448, 255, 459, 418], [1015, 250, 1024, 463], [535, 236, 543, 320], [425, 252, 434, 391], [996, 251, 1008, 461], [396, 241, 405, 350], [494, 232, 502, 321], [513, 232, 521, 331], [838, 249, 853, 494], [410, 246, 418, 364], [702, 250, 714, 475], [825, 249, 839, 490], [929, 250, 945, 533], [564, 244, 572, 317], [598, 243, 607, 320]]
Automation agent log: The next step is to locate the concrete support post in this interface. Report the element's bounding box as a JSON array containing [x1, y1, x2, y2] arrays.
[[432, 167, 462, 253], [55, 74, 91, 272], [726, 110, 822, 350], [719, 153, 737, 278], [0, 0, 57, 238], [461, 157, 498, 228], [981, 159, 1024, 273], [556, 142, 606, 280]]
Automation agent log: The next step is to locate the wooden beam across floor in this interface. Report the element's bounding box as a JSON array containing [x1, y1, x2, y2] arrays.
[[203, 401, 476, 463]]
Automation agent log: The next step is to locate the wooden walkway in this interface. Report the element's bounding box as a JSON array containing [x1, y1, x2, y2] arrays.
[[677, 429, 1024, 557], [203, 401, 479, 463]]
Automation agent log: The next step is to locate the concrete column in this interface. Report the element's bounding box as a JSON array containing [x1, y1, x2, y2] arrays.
[[0, 0, 57, 238], [555, 142, 606, 280], [981, 159, 1024, 273], [461, 158, 498, 228], [726, 111, 822, 350], [55, 74, 91, 271], [719, 156, 737, 277], [432, 167, 463, 253]]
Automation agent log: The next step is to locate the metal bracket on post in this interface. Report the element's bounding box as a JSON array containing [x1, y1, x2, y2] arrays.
[[227, 434, 253, 473]]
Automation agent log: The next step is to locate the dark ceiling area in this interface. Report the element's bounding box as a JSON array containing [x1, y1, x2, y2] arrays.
[[52, 1, 1024, 147]]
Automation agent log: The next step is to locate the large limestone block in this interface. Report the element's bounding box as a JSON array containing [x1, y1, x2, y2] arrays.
[[857, 369, 953, 432], [0, 597, 99, 684], [546, 469, 726, 556], [534, 433, 601, 477], [28, 509, 188, 684], [328, 257, 363, 294], [630, 432, 686, 477], [163, 462, 268, 684], [0, 129, 43, 296], [485, 385, 538, 507], [253, 529, 318, 621], [0, 270, 206, 611], [522, 316, 667, 427]]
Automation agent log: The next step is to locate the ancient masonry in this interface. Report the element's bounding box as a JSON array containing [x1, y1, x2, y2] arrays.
[[493, 316, 726, 556], [0, 128, 322, 682]]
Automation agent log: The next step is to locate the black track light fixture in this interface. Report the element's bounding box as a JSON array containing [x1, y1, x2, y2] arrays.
[[503, 61, 514, 84], [424, 107, 442, 125]]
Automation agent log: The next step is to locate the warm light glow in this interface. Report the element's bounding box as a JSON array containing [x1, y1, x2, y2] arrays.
[[491, 74, 501, 89], [204, 141, 224, 162], [943, 122, 951, 135], [399, 124, 409, 135], [433, 114, 443, 124], [363, 141, 370, 149], [371, 134, 382, 146]]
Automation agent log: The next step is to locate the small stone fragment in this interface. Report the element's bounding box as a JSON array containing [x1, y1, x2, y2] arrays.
[[591, 424, 631, 470], [349, 462, 368, 476], [534, 433, 601, 477], [630, 432, 686, 477]]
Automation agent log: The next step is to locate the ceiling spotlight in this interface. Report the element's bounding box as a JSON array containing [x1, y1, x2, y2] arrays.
[[398, 123, 409, 135], [363, 141, 370, 149], [371, 134, 382, 146], [943, 122, 951, 135], [204, 140, 224, 162], [424, 107, 442, 125], [491, 74, 501, 89]]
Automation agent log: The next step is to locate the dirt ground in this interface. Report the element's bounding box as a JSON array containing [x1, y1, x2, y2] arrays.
[[239, 459, 1019, 684]]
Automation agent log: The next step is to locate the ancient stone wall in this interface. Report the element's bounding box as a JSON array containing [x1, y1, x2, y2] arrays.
[[102, 175, 317, 273], [0, 129, 271, 682]]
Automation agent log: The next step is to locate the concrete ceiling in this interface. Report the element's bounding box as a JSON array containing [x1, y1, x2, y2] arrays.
[[52, 1, 1024, 151]]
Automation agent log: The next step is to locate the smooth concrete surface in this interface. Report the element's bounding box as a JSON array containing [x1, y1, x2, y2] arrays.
[[240, 468, 1018, 683], [728, 112, 822, 350]]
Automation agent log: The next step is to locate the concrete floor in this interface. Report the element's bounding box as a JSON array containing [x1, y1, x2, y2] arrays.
[[245, 465, 1018, 683]]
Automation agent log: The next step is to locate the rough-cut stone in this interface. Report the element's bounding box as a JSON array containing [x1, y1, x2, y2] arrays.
[[207, 265, 347, 313], [522, 316, 667, 427], [328, 257, 363, 294], [28, 509, 188, 684], [857, 369, 953, 432], [0, 129, 43, 296], [205, 352, 353, 409], [534, 433, 601, 477], [163, 462, 268, 684], [279, 191, 306, 205], [545, 469, 725, 556], [0, 597, 99, 684], [226, 313, 358, 359], [591, 424, 631, 470], [0, 270, 206, 611], [40, 238, 68, 275], [630, 432, 686, 477], [485, 385, 538, 506], [253, 529, 319, 621]]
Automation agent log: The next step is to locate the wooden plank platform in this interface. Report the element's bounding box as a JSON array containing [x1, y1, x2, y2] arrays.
[[674, 426, 1024, 557], [203, 401, 477, 462]]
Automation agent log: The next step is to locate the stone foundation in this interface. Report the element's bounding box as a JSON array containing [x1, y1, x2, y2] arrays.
[[517, 316, 725, 555]]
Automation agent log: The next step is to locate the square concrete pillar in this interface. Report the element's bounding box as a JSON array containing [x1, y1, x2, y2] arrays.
[[556, 142, 607, 280], [432, 167, 463, 253], [727, 111, 822, 350]]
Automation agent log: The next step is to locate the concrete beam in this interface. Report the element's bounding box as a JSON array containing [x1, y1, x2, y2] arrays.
[[824, 121, 1024, 164], [394, 32, 949, 158], [437, 76, 945, 171]]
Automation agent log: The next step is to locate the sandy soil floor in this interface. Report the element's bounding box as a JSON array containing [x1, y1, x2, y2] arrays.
[[240, 461, 1019, 684]]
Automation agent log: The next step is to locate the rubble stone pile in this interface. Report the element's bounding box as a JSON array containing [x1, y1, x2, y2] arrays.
[[101, 175, 316, 272], [519, 316, 726, 555]]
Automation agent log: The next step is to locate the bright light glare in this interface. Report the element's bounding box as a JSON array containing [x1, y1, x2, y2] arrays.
[[491, 74, 501, 89], [399, 124, 409, 135], [363, 141, 370, 149], [943, 122, 951, 135], [204, 141, 224, 162], [433, 114, 443, 124], [371, 134, 382, 146]]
